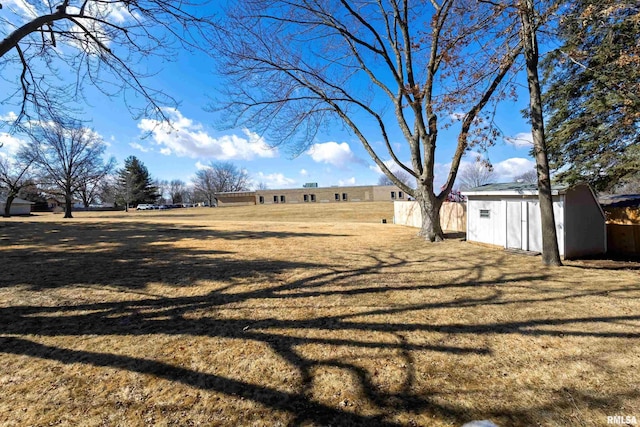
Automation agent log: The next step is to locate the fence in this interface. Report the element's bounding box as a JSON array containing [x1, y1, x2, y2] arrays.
[[394, 201, 466, 232], [604, 207, 640, 256]]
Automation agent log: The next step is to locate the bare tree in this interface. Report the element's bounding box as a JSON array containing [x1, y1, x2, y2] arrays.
[[215, 0, 524, 241], [0, 154, 34, 217], [96, 174, 119, 206], [192, 162, 250, 207], [169, 179, 187, 204], [19, 116, 114, 218], [76, 159, 116, 208], [457, 157, 496, 190], [0, 0, 217, 126], [377, 170, 414, 188], [156, 179, 170, 204], [192, 169, 217, 207], [517, 0, 562, 266], [514, 169, 538, 184]]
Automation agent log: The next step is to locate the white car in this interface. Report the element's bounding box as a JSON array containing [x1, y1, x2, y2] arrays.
[[136, 204, 154, 210]]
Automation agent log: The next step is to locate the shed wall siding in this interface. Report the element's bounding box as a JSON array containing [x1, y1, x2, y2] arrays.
[[564, 185, 606, 258], [467, 195, 566, 256], [0, 202, 32, 215], [467, 199, 504, 246]]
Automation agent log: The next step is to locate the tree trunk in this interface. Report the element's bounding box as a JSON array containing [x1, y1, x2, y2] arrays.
[[64, 194, 73, 219], [416, 186, 444, 242], [3, 194, 15, 217], [520, 0, 562, 266]]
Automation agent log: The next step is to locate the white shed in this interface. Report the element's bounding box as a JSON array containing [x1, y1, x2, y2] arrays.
[[0, 196, 34, 216], [462, 183, 606, 259]]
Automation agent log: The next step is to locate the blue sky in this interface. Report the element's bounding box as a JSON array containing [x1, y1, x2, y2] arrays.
[[1, 0, 537, 192]]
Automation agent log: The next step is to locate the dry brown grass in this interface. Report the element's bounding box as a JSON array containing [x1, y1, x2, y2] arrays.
[[1, 204, 639, 427]]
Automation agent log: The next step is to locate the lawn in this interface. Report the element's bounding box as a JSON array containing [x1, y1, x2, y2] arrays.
[[1, 204, 639, 426]]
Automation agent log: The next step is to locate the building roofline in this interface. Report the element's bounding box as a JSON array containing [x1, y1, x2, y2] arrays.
[[461, 182, 575, 197]]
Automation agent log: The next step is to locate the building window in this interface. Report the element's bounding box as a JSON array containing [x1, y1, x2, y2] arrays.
[[335, 193, 340, 201], [480, 209, 490, 218], [310, 194, 316, 202], [273, 195, 278, 204], [398, 191, 403, 199], [342, 193, 348, 201], [304, 194, 309, 202], [280, 195, 286, 203], [391, 191, 396, 199], [259, 196, 264, 204]]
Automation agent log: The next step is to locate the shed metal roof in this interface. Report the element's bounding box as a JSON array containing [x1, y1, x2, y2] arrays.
[[598, 194, 640, 208], [461, 182, 570, 196], [0, 195, 35, 204]]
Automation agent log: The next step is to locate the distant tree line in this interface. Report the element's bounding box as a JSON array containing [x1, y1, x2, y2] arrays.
[[1, 118, 253, 216]]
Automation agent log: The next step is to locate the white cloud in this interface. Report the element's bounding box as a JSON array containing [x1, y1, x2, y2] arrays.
[[0, 132, 28, 157], [4, 0, 38, 18], [195, 161, 210, 170], [307, 141, 363, 168], [0, 112, 19, 122], [504, 132, 534, 148], [137, 108, 278, 160], [338, 177, 357, 186], [129, 142, 150, 153], [493, 157, 536, 180], [450, 112, 466, 121], [369, 159, 412, 176], [435, 157, 536, 188], [254, 172, 296, 188], [299, 169, 308, 176]]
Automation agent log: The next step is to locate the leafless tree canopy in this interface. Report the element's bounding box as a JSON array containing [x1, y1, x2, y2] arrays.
[[169, 179, 187, 204], [457, 157, 496, 190], [18, 116, 114, 218], [0, 153, 34, 216], [192, 161, 250, 206], [514, 169, 538, 184], [0, 0, 217, 126], [214, 0, 524, 240], [377, 170, 414, 188]]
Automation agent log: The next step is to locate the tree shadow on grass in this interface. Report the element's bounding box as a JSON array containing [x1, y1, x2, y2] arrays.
[[0, 221, 346, 290], [1, 221, 639, 425]]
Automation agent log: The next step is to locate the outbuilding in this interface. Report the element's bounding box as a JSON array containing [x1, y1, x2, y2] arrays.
[[0, 196, 34, 216], [462, 183, 606, 259]]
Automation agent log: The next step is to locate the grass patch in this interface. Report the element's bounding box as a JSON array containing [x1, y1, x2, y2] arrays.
[[1, 204, 639, 426]]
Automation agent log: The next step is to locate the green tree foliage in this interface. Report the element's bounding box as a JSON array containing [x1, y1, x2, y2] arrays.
[[117, 156, 159, 209], [543, 1, 640, 192]]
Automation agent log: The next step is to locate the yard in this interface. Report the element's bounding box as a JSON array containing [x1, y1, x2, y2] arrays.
[[1, 203, 639, 426]]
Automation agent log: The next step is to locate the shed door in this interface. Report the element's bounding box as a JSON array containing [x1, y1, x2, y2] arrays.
[[526, 200, 542, 253], [506, 201, 523, 249]]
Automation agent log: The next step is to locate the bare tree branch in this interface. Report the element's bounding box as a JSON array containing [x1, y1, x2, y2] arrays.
[[1, 0, 218, 127]]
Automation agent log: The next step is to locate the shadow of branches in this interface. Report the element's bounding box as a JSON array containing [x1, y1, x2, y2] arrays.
[[1, 220, 639, 426]]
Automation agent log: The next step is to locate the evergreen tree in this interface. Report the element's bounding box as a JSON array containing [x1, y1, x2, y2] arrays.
[[543, 1, 640, 192], [117, 156, 159, 209]]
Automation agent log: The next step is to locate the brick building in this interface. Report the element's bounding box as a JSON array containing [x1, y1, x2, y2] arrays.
[[214, 184, 406, 207]]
